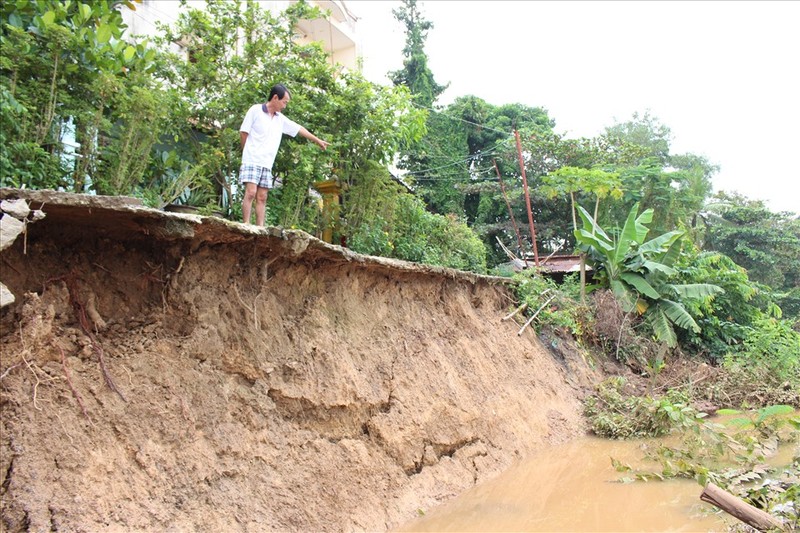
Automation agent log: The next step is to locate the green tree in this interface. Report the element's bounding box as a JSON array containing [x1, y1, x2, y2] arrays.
[[500, 130, 618, 261], [415, 100, 555, 265], [600, 113, 717, 238], [389, 0, 479, 220], [158, 0, 424, 226], [389, 0, 446, 109], [677, 248, 785, 359], [604, 111, 672, 165], [702, 192, 800, 299], [0, 0, 167, 194], [541, 166, 622, 231]]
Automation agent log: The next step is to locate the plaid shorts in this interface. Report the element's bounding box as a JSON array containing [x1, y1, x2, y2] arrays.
[[239, 164, 282, 189]]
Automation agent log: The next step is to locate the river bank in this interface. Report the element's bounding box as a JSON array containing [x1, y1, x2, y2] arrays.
[[1, 189, 599, 531]]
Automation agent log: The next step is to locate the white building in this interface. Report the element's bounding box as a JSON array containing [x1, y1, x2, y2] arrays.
[[121, 0, 361, 71]]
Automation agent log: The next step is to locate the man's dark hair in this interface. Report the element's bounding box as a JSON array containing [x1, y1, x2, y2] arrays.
[[269, 84, 289, 101]]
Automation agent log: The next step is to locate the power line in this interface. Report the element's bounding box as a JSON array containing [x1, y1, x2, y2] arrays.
[[411, 166, 509, 182], [401, 146, 503, 176], [410, 101, 516, 138]]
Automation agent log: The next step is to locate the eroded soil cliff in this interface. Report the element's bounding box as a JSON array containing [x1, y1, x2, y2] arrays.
[[0, 189, 598, 532]]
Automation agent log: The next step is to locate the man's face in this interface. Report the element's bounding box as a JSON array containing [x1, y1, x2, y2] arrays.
[[274, 92, 290, 111]]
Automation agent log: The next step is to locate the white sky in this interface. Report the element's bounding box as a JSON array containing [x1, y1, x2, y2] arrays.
[[350, 0, 799, 214]]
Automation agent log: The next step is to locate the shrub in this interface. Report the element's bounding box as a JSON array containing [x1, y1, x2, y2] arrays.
[[0, 86, 66, 189], [348, 216, 394, 257], [584, 377, 704, 439], [727, 316, 800, 383], [344, 192, 488, 272], [512, 271, 585, 338]]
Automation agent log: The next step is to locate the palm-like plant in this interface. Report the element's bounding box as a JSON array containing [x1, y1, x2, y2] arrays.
[[574, 203, 723, 346]]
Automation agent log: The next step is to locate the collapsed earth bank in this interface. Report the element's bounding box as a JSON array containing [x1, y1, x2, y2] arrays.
[[0, 189, 598, 531]]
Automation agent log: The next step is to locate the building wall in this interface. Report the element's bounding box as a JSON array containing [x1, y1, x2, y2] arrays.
[[121, 0, 360, 71]]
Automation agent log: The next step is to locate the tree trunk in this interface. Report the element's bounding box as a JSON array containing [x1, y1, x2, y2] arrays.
[[700, 483, 784, 531], [579, 253, 586, 303]]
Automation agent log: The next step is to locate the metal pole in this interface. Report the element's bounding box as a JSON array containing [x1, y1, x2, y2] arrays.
[[514, 130, 539, 266]]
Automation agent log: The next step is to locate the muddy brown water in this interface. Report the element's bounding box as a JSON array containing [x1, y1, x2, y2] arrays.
[[396, 436, 729, 532]]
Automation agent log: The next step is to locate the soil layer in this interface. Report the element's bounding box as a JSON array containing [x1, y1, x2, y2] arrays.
[[0, 189, 598, 532]]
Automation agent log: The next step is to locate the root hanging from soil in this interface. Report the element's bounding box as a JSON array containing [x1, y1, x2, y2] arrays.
[[20, 351, 44, 411], [59, 346, 93, 424], [55, 273, 127, 402], [0, 362, 23, 381], [14, 321, 58, 410]]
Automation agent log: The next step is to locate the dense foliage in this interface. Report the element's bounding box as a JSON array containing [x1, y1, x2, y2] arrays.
[[346, 173, 488, 272], [702, 192, 800, 317], [0, 0, 165, 194]]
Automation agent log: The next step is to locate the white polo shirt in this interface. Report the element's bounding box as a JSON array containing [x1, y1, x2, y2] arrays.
[[239, 104, 301, 169]]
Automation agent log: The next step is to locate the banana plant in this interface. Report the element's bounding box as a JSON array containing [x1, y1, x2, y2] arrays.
[[574, 203, 723, 346]]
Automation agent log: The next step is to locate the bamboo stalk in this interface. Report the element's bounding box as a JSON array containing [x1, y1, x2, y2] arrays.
[[501, 302, 528, 322], [517, 293, 556, 336]]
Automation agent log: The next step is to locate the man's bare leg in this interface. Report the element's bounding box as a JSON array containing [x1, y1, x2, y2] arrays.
[[255, 187, 269, 226], [242, 182, 258, 224]]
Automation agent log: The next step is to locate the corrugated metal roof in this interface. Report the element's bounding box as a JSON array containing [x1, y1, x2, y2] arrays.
[[538, 254, 590, 273], [498, 255, 592, 274]]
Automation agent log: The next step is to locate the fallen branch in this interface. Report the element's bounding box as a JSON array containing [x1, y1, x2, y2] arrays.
[[700, 482, 784, 531], [495, 236, 519, 263], [659, 371, 711, 392], [539, 242, 564, 265]]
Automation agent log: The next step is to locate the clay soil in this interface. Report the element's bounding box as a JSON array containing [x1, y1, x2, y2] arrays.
[[0, 190, 600, 532]]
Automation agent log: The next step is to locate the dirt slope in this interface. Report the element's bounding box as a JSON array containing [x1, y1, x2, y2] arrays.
[[0, 189, 598, 532]]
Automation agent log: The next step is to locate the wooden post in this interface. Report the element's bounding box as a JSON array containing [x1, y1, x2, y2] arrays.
[[579, 254, 586, 303], [700, 483, 784, 531], [514, 130, 539, 266], [493, 158, 527, 268]]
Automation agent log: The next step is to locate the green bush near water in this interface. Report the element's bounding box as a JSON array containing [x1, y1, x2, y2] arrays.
[[583, 377, 704, 439], [606, 402, 800, 529]]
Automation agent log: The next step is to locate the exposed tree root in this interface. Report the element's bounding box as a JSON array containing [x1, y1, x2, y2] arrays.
[[14, 321, 57, 410], [55, 273, 127, 402], [20, 351, 44, 411], [0, 362, 22, 381], [59, 346, 93, 424]]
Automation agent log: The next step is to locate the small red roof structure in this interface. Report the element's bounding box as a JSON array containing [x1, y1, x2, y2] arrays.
[[537, 254, 589, 273]]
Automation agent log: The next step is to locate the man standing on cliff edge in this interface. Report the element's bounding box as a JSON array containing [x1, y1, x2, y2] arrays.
[[239, 83, 329, 226]]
